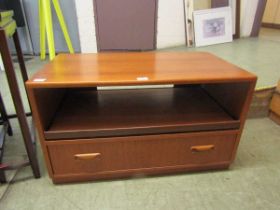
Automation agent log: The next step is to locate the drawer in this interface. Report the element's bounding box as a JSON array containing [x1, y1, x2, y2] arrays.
[[47, 130, 238, 176]]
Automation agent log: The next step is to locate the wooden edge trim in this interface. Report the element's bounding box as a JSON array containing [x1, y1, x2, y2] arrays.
[[26, 87, 55, 178], [44, 121, 240, 140], [45, 129, 239, 146], [52, 162, 231, 184], [230, 81, 257, 163]]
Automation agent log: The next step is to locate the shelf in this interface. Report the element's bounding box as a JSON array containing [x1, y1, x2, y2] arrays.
[[44, 86, 240, 140]]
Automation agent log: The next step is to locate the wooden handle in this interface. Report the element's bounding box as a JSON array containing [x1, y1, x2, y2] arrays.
[[74, 153, 101, 160], [191, 145, 215, 152]]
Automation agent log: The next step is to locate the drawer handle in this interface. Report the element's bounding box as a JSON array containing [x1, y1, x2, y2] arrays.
[[191, 145, 215, 152], [74, 153, 101, 160]]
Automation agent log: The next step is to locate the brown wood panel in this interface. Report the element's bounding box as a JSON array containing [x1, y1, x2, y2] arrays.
[[47, 130, 238, 177], [26, 87, 55, 178], [234, 0, 241, 39], [32, 88, 66, 130], [94, 0, 157, 51], [262, 23, 280, 29], [52, 162, 230, 183], [26, 52, 257, 88], [203, 82, 251, 119], [229, 81, 256, 163], [211, 0, 229, 8], [45, 87, 239, 140]]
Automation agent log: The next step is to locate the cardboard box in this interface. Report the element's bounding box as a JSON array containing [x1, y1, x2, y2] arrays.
[[269, 80, 280, 125], [248, 88, 274, 118], [270, 92, 280, 115], [269, 111, 280, 125], [277, 80, 280, 93]]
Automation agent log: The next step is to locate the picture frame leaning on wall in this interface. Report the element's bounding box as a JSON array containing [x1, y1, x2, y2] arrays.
[[193, 6, 233, 47]]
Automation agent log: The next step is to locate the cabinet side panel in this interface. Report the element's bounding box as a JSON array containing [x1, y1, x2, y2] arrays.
[[26, 87, 65, 178], [203, 82, 251, 119], [204, 81, 256, 163], [33, 89, 66, 130]]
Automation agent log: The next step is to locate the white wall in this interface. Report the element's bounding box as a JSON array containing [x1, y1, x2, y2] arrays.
[[74, 0, 97, 53], [240, 0, 259, 37], [157, 0, 186, 49]]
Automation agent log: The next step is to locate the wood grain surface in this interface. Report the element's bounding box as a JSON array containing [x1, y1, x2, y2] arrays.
[[26, 52, 256, 88], [47, 130, 238, 178], [25, 52, 257, 183]]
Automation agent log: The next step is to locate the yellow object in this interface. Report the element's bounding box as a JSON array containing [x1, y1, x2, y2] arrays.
[[39, 0, 74, 60], [255, 85, 277, 91]]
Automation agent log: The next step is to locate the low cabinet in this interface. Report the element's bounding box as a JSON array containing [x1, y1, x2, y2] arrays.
[[26, 52, 257, 183]]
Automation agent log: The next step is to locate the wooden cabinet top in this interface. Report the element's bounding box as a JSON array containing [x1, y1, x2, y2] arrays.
[[26, 52, 257, 88]]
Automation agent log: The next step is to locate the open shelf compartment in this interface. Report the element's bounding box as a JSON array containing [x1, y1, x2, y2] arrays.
[[37, 85, 242, 140]]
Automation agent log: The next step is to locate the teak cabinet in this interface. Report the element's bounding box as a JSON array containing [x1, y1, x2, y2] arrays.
[[26, 52, 257, 183]]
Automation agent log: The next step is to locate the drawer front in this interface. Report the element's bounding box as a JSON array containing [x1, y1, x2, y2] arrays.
[[47, 131, 238, 175]]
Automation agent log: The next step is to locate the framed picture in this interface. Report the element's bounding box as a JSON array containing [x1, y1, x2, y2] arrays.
[[193, 7, 233, 47], [211, 0, 241, 38]]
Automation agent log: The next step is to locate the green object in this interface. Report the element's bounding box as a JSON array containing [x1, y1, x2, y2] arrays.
[[0, 17, 13, 27], [0, 10, 13, 21], [39, 0, 74, 60], [0, 11, 16, 38], [40, 0, 55, 60], [3, 20, 16, 37]]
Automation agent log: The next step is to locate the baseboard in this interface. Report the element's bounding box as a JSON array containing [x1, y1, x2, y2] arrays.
[[262, 23, 280, 29]]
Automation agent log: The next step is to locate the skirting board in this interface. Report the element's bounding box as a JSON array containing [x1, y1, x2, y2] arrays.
[[262, 23, 280, 30]]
